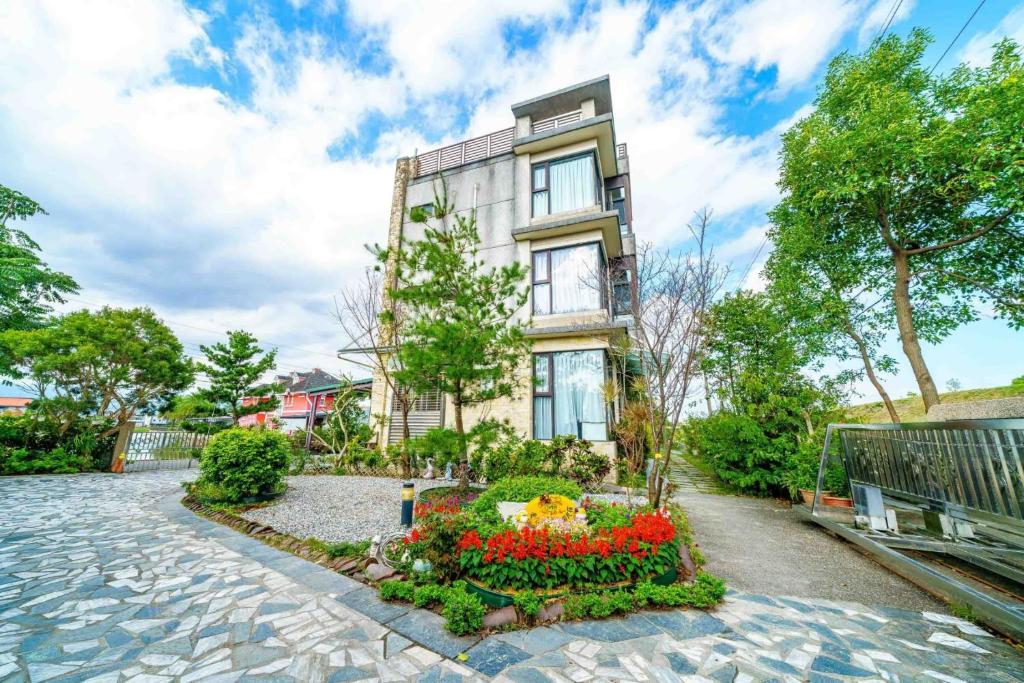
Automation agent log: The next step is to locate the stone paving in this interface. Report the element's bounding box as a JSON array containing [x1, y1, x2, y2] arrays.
[[2, 471, 1023, 682]]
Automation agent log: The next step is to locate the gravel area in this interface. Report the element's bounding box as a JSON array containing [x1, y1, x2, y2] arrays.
[[240, 476, 648, 543], [240, 475, 459, 542]]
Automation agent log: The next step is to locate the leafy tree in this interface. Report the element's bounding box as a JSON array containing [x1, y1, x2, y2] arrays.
[[945, 378, 962, 393], [765, 214, 901, 422], [384, 185, 529, 482], [0, 184, 78, 337], [771, 30, 1024, 411], [0, 307, 194, 436], [197, 330, 279, 424]]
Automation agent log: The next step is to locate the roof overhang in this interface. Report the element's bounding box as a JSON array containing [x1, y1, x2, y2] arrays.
[[523, 318, 631, 339], [512, 210, 622, 257], [511, 75, 613, 120], [512, 114, 617, 179]]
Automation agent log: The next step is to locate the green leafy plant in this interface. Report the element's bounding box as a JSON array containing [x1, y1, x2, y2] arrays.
[[379, 579, 415, 602], [413, 583, 449, 608], [552, 435, 610, 487], [307, 538, 370, 559], [513, 590, 542, 622], [441, 587, 485, 635], [194, 427, 290, 503]]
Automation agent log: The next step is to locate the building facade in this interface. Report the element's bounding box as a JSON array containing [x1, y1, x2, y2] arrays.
[[369, 76, 637, 459], [238, 369, 373, 432]]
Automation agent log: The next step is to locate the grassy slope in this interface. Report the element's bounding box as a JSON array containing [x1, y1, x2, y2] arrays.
[[842, 384, 1024, 424]]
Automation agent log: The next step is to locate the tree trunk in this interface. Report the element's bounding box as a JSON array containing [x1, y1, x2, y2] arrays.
[[843, 317, 900, 423], [452, 385, 469, 489], [400, 401, 411, 478], [892, 250, 941, 411]]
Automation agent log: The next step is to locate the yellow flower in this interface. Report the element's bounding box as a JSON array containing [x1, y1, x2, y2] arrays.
[[524, 494, 578, 527]]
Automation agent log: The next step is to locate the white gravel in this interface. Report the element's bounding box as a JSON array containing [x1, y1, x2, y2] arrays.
[[239, 475, 463, 542], [239, 475, 647, 543]]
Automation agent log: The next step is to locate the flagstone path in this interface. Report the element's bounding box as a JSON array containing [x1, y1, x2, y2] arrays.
[[1, 471, 1022, 682]]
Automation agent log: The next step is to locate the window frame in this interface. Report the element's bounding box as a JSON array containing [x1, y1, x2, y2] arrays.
[[532, 349, 610, 441], [530, 150, 601, 218], [531, 240, 607, 316]]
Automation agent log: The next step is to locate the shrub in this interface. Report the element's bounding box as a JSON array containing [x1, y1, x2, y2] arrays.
[[196, 427, 290, 502], [551, 436, 610, 487], [686, 412, 787, 496], [563, 591, 633, 620], [379, 580, 415, 602], [308, 538, 370, 559], [633, 572, 726, 609], [407, 427, 465, 472], [405, 500, 476, 581], [413, 583, 448, 608], [581, 499, 632, 531], [441, 588, 485, 635], [0, 414, 116, 475], [470, 476, 582, 524], [513, 590, 542, 620]]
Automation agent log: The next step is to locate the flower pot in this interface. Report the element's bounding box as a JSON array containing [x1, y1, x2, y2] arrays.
[[798, 489, 830, 506], [822, 495, 853, 508], [464, 565, 679, 608]]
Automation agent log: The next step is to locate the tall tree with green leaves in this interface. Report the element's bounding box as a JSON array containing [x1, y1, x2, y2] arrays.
[[198, 330, 279, 424], [0, 184, 78, 337], [384, 185, 529, 482], [0, 307, 194, 435], [771, 30, 1024, 411]]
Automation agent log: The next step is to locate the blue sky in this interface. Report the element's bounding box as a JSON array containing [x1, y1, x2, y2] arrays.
[[0, 0, 1021, 402]]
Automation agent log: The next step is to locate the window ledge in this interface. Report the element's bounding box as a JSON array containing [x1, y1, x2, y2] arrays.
[[513, 210, 622, 256], [523, 318, 631, 338]]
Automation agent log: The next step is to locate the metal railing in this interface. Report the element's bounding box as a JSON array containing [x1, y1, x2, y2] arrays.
[[414, 128, 514, 177], [123, 428, 211, 472], [815, 420, 1024, 530], [531, 109, 583, 134]]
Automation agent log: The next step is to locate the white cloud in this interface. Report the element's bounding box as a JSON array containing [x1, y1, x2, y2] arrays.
[[960, 5, 1024, 66], [0, 0, 876, 379]]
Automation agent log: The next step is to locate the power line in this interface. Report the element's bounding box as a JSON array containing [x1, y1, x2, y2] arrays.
[[735, 235, 770, 290], [928, 0, 987, 75], [874, 0, 904, 42]]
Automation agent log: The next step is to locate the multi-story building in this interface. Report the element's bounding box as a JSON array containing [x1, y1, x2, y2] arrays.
[[239, 369, 371, 432], [367, 76, 637, 459]]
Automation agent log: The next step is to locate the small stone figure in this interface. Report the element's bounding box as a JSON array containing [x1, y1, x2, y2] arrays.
[[368, 535, 381, 559], [423, 458, 435, 479], [443, 461, 453, 481]]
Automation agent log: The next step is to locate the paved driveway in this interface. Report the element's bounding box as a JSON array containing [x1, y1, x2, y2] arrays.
[[2, 471, 1022, 682]]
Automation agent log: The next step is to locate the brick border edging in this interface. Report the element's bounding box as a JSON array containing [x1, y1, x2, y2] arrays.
[[180, 495, 374, 581]]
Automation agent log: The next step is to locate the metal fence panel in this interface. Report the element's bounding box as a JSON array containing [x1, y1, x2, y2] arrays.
[[123, 429, 210, 472]]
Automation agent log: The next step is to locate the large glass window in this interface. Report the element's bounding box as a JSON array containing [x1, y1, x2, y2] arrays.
[[533, 350, 608, 441], [532, 153, 598, 218], [532, 243, 604, 315]]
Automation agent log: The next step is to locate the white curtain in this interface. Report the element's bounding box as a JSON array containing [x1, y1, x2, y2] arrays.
[[550, 244, 600, 313], [553, 350, 607, 440], [533, 397, 553, 439], [549, 155, 596, 214]]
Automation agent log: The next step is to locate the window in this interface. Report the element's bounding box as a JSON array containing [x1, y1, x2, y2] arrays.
[[532, 153, 599, 217], [533, 350, 608, 441], [606, 186, 627, 233], [532, 243, 604, 315], [612, 267, 632, 316]]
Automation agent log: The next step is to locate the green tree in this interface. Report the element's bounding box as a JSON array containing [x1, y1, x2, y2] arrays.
[[765, 214, 901, 422], [0, 184, 78, 337], [384, 185, 529, 482], [197, 330, 279, 425], [0, 307, 194, 435], [771, 30, 1024, 411]]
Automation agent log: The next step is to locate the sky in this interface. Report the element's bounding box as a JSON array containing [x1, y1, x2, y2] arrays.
[[1, 0, 1022, 404]]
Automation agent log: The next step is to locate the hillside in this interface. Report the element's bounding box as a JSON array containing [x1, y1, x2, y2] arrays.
[[843, 384, 1024, 424]]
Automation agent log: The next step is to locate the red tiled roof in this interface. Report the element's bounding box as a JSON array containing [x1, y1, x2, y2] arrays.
[[0, 397, 32, 408]]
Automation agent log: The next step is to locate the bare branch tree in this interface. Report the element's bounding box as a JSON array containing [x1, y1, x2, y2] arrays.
[[335, 266, 415, 476], [628, 209, 727, 506]]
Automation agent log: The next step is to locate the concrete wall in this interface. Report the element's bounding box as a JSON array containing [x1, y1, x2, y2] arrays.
[[927, 397, 1024, 421]]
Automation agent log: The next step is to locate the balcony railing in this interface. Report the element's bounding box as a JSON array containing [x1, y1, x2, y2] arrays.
[[414, 127, 514, 178], [531, 109, 582, 134]]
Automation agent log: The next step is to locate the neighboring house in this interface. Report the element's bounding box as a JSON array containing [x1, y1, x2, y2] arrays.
[[0, 397, 32, 415], [358, 76, 638, 459], [239, 370, 372, 433]]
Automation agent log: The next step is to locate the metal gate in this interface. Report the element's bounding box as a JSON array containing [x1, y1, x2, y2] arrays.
[[121, 427, 210, 472]]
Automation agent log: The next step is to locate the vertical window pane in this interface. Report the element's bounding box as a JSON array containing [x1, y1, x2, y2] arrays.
[[550, 244, 600, 314], [533, 397, 553, 439], [533, 283, 551, 315], [534, 355, 550, 392], [552, 350, 607, 440], [533, 165, 546, 188], [532, 251, 549, 282], [549, 155, 596, 214], [532, 191, 549, 217]]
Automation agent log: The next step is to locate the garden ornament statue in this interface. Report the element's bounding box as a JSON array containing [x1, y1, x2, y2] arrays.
[[443, 461, 453, 481], [423, 458, 435, 479]]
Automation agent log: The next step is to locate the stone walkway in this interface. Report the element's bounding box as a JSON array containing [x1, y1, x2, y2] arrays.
[[1, 471, 1022, 682]]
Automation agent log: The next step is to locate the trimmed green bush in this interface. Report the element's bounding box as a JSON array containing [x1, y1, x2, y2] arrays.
[[413, 584, 448, 608], [470, 475, 582, 523], [379, 580, 415, 602], [441, 587, 485, 635], [513, 590, 542, 619], [196, 427, 290, 502]]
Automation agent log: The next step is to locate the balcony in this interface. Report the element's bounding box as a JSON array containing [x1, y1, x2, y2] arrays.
[[511, 209, 623, 257], [531, 109, 582, 134], [414, 127, 514, 178]]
